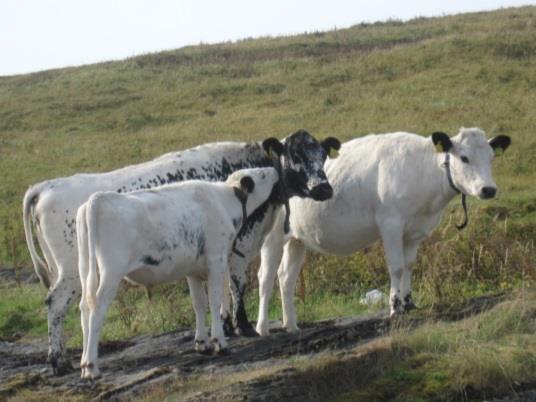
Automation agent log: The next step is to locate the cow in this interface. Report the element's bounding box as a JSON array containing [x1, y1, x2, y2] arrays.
[[76, 167, 280, 379], [254, 128, 511, 336], [22, 129, 341, 374]]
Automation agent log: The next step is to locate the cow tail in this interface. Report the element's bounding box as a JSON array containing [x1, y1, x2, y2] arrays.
[[22, 184, 51, 289], [85, 194, 101, 310]]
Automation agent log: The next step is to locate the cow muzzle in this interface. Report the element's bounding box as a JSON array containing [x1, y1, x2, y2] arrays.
[[480, 186, 497, 199], [309, 183, 333, 201]]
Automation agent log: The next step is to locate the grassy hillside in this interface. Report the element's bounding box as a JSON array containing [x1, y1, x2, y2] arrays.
[[1, 6, 536, 266]]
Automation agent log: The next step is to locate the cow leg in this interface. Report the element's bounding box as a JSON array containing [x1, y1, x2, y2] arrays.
[[378, 217, 405, 316], [279, 239, 305, 333], [228, 256, 257, 337], [401, 239, 420, 312], [186, 276, 210, 354], [45, 273, 80, 375], [83, 272, 121, 380], [256, 229, 285, 336], [207, 257, 228, 354]]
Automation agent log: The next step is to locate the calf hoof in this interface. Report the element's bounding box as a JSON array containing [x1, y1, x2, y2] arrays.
[[48, 353, 74, 376], [211, 339, 228, 355], [195, 339, 212, 355]]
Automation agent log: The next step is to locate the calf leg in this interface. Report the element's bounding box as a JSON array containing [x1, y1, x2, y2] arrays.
[[220, 273, 235, 337], [278, 239, 305, 333], [186, 276, 210, 354], [207, 258, 228, 354], [83, 272, 121, 380], [378, 218, 406, 316], [45, 273, 80, 375], [256, 231, 285, 336]]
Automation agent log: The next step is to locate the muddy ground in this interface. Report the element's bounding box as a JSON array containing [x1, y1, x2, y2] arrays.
[[2, 294, 526, 401]]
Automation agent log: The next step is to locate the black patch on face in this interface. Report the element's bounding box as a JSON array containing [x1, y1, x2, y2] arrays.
[[280, 129, 330, 197], [141, 255, 160, 266]]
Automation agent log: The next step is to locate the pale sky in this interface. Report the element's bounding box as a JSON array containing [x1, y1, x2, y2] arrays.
[[0, 0, 533, 76]]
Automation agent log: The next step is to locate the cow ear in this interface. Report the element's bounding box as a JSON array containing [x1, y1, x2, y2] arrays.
[[321, 137, 341, 159], [240, 176, 255, 194], [489, 135, 511, 156], [431, 132, 453, 153], [262, 138, 284, 158]]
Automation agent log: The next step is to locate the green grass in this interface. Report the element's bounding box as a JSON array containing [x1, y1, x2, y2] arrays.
[[334, 288, 536, 401]]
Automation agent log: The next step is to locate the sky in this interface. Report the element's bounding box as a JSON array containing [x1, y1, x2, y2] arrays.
[[0, 0, 533, 76]]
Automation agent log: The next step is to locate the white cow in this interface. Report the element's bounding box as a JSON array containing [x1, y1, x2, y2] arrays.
[[76, 167, 279, 379], [23, 130, 340, 374], [255, 128, 511, 336]]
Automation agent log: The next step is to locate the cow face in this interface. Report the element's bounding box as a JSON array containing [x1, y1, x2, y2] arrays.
[[263, 130, 341, 201], [228, 167, 280, 214], [432, 128, 510, 199]]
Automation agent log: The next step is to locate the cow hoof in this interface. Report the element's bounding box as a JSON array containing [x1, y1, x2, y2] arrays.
[[403, 294, 417, 312], [255, 323, 270, 337], [234, 323, 259, 338], [285, 324, 300, 333], [222, 316, 236, 338], [195, 339, 212, 355], [80, 365, 100, 380], [48, 354, 74, 376]]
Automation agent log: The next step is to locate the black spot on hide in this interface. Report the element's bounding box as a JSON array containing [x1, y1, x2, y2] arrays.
[[141, 255, 160, 266]]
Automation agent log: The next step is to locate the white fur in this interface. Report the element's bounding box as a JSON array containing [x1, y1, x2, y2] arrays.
[[256, 128, 502, 335], [77, 168, 278, 379]]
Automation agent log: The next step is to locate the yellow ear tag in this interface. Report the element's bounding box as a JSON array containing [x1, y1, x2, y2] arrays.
[[268, 148, 274, 158], [494, 147, 504, 156], [435, 143, 444, 153], [329, 148, 339, 159]]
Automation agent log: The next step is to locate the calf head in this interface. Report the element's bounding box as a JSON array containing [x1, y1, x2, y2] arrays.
[[432, 128, 511, 199], [262, 129, 341, 201], [227, 167, 280, 215]]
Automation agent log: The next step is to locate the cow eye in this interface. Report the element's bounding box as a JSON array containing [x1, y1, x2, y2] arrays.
[[461, 156, 469, 164]]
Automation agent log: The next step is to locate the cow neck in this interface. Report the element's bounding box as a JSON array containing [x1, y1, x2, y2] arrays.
[[231, 187, 249, 258], [442, 153, 468, 230], [271, 156, 291, 234]]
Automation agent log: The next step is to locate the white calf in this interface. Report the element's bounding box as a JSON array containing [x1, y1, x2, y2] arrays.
[[76, 167, 278, 379], [256, 128, 510, 335]]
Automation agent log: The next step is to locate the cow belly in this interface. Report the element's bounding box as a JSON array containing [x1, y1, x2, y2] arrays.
[[301, 223, 380, 256], [125, 256, 204, 286]]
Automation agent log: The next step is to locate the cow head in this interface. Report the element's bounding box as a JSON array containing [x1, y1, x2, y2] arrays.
[[432, 128, 511, 199], [262, 129, 341, 201], [227, 167, 280, 215]]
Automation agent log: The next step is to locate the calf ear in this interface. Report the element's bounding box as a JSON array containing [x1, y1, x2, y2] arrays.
[[240, 176, 255, 194], [431, 132, 453, 153], [489, 135, 511, 155], [321, 137, 341, 159], [262, 138, 284, 158]]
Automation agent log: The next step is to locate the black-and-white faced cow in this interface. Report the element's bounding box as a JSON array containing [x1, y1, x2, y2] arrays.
[[76, 167, 279, 379], [255, 128, 510, 336], [22, 129, 340, 374]]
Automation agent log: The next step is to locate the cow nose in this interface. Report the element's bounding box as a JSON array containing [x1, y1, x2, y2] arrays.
[[310, 183, 333, 201], [480, 186, 497, 199]]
